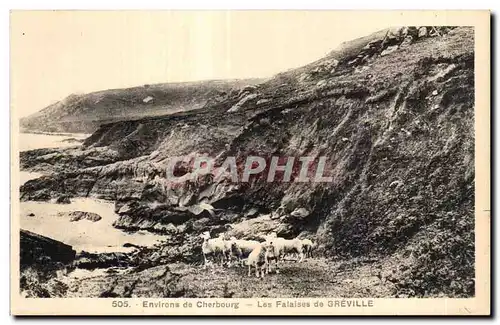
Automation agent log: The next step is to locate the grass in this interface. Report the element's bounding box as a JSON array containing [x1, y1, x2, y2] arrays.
[[60, 257, 395, 298]]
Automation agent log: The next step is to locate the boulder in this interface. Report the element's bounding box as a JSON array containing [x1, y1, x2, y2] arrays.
[[418, 26, 428, 38], [226, 214, 278, 240], [142, 96, 154, 103], [380, 45, 399, 57], [290, 207, 311, 219], [118, 203, 133, 215], [57, 211, 102, 222]]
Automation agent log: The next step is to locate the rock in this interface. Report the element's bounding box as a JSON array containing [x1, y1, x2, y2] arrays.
[[367, 39, 383, 48], [400, 35, 414, 48], [256, 99, 270, 106], [432, 90, 439, 96], [118, 203, 133, 215], [163, 223, 178, 234], [186, 203, 215, 218], [58, 211, 102, 222], [244, 207, 259, 218], [348, 58, 360, 66], [142, 96, 154, 103], [20, 229, 76, 267], [55, 195, 71, 204], [386, 27, 404, 41], [290, 208, 311, 219], [179, 193, 196, 207], [123, 242, 142, 249], [74, 251, 131, 269], [418, 26, 428, 38], [227, 93, 259, 113], [226, 214, 278, 240], [402, 26, 419, 39], [60, 137, 84, 144], [192, 217, 211, 232], [237, 85, 258, 98], [428, 64, 457, 82], [354, 66, 371, 74], [327, 59, 339, 71], [316, 80, 328, 88], [380, 45, 399, 57]]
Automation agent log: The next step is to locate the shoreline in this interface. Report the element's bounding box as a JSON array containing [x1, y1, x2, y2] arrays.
[[19, 130, 91, 138]]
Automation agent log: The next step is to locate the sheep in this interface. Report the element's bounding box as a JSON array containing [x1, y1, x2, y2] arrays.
[[218, 233, 233, 266], [228, 237, 261, 267], [264, 237, 280, 274], [272, 237, 305, 262], [200, 231, 226, 268], [301, 238, 315, 258], [246, 241, 274, 278]]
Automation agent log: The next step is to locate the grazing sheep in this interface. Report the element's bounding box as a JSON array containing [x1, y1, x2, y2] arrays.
[[228, 237, 261, 266], [264, 238, 279, 274], [246, 242, 274, 278], [200, 231, 226, 268], [301, 238, 315, 258], [273, 237, 305, 262], [218, 233, 233, 266]]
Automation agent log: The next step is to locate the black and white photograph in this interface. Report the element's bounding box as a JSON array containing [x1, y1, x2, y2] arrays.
[[9, 10, 490, 316]]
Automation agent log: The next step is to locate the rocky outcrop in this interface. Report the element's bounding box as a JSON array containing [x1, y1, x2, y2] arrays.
[[55, 195, 71, 204], [57, 211, 102, 222], [74, 251, 131, 269], [20, 230, 76, 267]]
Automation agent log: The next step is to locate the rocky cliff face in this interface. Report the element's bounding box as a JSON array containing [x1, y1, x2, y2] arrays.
[[20, 27, 475, 297], [20, 229, 76, 267]]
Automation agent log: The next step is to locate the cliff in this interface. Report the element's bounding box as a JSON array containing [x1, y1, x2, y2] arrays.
[[20, 26, 474, 297], [20, 79, 263, 134]]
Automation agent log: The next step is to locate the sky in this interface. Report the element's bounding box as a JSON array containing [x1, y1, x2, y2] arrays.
[[11, 11, 392, 117]]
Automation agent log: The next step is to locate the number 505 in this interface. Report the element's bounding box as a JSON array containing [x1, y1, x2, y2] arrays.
[[112, 301, 129, 308]]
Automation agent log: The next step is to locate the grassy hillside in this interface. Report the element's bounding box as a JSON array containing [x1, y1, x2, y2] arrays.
[[20, 79, 263, 134]]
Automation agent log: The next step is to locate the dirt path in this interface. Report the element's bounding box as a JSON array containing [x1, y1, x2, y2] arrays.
[[64, 257, 395, 298]]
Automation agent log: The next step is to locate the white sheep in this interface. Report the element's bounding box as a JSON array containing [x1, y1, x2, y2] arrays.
[[273, 237, 305, 262], [217, 233, 233, 266], [246, 241, 274, 278], [200, 231, 226, 268], [264, 237, 280, 274], [228, 237, 261, 267], [301, 238, 315, 258]]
